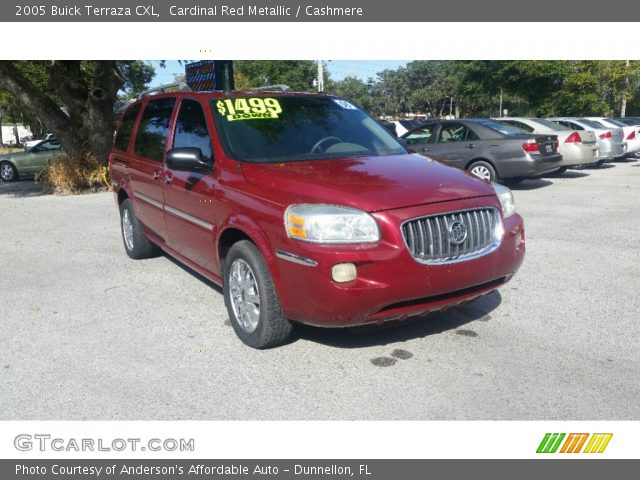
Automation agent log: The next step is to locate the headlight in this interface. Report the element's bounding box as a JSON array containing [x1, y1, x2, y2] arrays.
[[492, 182, 516, 218], [285, 204, 380, 244]]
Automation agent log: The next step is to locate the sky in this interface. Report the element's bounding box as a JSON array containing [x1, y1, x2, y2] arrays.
[[147, 60, 408, 87]]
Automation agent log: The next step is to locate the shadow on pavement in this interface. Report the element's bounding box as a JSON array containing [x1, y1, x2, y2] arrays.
[[0, 180, 49, 198], [508, 179, 553, 191], [545, 170, 590, 179]]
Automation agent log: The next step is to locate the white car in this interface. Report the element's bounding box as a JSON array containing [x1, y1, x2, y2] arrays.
[[23, 133, 54, 150], [585, 117, 640, 157]]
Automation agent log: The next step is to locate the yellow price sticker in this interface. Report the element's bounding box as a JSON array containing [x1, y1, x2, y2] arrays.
[[216, 97, 283, 121]]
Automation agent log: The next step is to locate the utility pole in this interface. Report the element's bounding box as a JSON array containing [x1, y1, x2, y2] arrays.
[[499, 89, 503, 118], [621, 59, 629, 118], [317, 60, 324, 93], [449, 96, 453, 118]]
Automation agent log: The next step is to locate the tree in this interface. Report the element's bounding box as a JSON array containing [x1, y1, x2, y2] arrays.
[[234, 61, 321, 92], [327, 76, 373, 112], [0, 61, 154, 163]]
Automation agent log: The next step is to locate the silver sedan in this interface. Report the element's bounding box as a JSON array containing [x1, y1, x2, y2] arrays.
[[494, 117, 600, 171], [548, 117, 627, 161]]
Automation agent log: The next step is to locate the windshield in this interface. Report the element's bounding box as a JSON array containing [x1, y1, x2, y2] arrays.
[[211, 95, 406, 163], [475, 119, 525, 136], [532, 118, 571, 131]]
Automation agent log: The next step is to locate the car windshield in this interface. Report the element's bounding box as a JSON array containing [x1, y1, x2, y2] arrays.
[[211, 95, 406, 163], [475, 119, 525, 136], [532, 118, 571, 131]]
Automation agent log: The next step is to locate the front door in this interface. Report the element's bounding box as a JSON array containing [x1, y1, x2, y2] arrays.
[[162, 97, 218, 273]]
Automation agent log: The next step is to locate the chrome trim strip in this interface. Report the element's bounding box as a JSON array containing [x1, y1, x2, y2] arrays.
[[275, 250, 318, 267], [135, 192, 163, 210], [164, 205, 213, 231], [135, 192, 213, 231]]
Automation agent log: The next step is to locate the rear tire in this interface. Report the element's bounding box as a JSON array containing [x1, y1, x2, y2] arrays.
[[467, 160, 497, 182], [554, 167, 568, 175], [0, 162, 18, 182], [119, 199, 159, 259], [223, 240, 293, 349]]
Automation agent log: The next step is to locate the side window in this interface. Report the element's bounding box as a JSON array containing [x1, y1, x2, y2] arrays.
[[465, 127, 480, 141], [569, 122, 584, 131], [40, 139, 61, 151], [134, 98, 176, 162], [437, 123, 469, 142], [173, 99, 213, 166], [405, 124, 436, 145], [114, 103, 141, 152]]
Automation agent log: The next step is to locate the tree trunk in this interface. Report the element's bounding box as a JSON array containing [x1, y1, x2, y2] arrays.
[[0, 61, 123, 164]]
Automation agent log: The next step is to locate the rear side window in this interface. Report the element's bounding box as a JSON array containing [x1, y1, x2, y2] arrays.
[[134, 98, 176, 162], [173, 99, 213, 166], [114, 103, 141, 152]]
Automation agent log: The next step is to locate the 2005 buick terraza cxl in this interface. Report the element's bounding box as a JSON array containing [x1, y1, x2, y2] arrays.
[[109, 90, 526, 348]]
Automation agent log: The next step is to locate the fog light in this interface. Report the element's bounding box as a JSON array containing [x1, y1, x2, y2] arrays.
[[332, 263, 357, 283]]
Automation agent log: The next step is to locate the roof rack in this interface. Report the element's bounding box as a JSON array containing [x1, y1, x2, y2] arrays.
[[248, 85, 293, 92], [138, 82, 192, 98]]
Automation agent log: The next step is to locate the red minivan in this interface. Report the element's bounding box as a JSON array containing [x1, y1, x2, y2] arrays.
[[109, 90, 525, 348]]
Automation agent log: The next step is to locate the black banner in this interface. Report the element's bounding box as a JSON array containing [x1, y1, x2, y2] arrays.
[[3, 459, 639, 480], [5, 0, 637, 22]]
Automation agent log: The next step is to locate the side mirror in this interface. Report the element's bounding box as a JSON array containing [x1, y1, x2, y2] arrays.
[[166, 148, 211, 172]]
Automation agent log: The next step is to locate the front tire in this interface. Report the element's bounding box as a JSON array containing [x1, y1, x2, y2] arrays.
[[0, 162, 18, 182], [223, 240, 293, 349], [119, 199, 159, 259], [467, 160, 497, 182]]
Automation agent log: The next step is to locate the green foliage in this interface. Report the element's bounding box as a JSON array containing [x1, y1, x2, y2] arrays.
[[234, 61, 321, 92]]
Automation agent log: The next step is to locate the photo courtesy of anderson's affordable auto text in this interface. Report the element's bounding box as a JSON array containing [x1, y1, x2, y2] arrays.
[[1, 0, 639, 478]]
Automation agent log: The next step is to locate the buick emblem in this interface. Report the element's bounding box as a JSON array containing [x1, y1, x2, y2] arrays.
[[448, 220, 467, 245]]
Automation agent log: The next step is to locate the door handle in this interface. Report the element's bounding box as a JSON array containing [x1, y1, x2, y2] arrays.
[[152, 170, 161, 181], [465, 144, 475, 149], [164, 172, 173, 184], [420, 147, 430, 152]]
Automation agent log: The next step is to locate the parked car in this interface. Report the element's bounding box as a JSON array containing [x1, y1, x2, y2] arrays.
[[0, 138, 63, 182], [585, 117, 640, 157], [610, 117, 640, 127], [109, 92, 525, 348], [493, 117, 600, 172], [23, 133, 54, 150], [548, 117, 627, 161], [401, 119, 562, 183]]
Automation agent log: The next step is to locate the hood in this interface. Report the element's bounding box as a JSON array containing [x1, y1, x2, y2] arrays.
[[240, 154, 495, 213]]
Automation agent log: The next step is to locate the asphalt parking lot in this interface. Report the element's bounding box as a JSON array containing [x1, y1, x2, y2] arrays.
[[1, 161, 639, 420]]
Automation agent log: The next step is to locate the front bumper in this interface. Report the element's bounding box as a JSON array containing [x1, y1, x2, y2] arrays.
[[272, 197, 525, 327]]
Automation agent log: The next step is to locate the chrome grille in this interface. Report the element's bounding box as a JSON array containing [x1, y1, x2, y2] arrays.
[[402, 208, 501, 264]]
